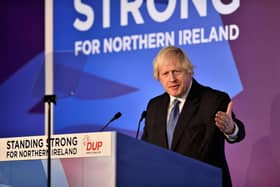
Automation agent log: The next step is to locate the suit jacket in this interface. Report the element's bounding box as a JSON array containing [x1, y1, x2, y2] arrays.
[[141, 79, 245, 187]]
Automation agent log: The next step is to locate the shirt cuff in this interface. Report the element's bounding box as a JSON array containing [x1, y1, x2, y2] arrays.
[[224, 122, 239, 141]]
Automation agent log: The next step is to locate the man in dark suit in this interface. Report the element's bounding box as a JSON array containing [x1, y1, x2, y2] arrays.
[[141, 46, 245, 187]]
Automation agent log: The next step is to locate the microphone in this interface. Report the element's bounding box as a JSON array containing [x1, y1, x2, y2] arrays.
[[99, 112, 122, 131], [136, 111, 147, 139]]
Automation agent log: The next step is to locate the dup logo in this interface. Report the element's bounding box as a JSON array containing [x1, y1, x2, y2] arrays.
[[83, 135, 103, 154]]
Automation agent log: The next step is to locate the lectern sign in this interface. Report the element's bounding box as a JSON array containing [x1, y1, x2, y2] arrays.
[[0, 131, 113, 161]]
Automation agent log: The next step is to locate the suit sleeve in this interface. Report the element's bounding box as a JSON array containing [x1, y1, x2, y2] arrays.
[[218, 93, 246, 143]]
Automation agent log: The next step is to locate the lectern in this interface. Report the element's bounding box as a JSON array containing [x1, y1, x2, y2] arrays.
[[0, 132, 221, 187]]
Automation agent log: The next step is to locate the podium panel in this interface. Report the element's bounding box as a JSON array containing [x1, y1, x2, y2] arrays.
[[117, 133, 221, 187], [0, 132, 221, 187]]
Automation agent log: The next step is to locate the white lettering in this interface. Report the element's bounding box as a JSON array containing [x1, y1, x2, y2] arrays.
[[212, 0, 240, 15], [178, 24, 239, 45], [74, 39, 101, 56], [103, 0, 111, 28], [73, 0, 94, 31], [229, 24, 239, 40], [147, 0, 176, 22], [73, 0, 240, 30], [121, 0, 144, 26], [208, 26, 219, 42], [191, 0, 207, 17], [103, 32, 175, 53]]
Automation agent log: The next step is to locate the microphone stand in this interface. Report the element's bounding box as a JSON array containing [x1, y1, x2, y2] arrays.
[[99, 112, 122, 131], [100, 120, 113, 131], [136, 119, 142, 139], [44, 94, 56, 187], [136, 111, 146, 139]]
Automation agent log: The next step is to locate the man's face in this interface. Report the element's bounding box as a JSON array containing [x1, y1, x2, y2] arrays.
[[158, 59, 192, 98]]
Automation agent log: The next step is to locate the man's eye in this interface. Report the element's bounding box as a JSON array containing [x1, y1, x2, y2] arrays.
[[174, 70, 182, 74]]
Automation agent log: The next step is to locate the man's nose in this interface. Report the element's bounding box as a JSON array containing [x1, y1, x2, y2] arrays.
[[168, 72, 176, 81]]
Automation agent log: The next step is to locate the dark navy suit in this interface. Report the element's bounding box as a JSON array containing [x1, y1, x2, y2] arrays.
[[142, 79, 245, 187]]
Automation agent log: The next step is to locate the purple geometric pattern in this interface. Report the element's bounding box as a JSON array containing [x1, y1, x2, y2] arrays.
[[222, 1, 280, 186]]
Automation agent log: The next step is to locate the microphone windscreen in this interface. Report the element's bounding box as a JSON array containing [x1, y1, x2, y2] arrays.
[[114, 112, 122, 119]]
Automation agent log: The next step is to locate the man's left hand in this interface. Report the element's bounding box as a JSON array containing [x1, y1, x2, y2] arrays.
[[215, 101, 235, 134]]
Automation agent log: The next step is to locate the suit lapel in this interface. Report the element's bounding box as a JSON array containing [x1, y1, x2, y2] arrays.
[[158, 94, 170, 148], [171, 79, 201, 150]]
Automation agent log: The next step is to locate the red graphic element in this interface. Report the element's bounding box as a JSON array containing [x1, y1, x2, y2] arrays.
[[86, 141, 103, 151]]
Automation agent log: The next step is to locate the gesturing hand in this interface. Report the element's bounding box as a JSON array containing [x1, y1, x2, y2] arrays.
[[215, 101, 235, 134]]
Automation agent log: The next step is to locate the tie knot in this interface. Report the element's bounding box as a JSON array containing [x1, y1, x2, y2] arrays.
[[174, 99, 180, 105]]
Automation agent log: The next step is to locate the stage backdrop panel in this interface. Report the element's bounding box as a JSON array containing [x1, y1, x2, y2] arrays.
[[48, 0, 243, 134]]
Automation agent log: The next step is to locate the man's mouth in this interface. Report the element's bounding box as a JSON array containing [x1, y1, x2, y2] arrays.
[[169, 85, 179, 89]]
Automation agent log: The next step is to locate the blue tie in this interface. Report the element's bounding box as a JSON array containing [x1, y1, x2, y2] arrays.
[[167, 99, 180, 149]]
